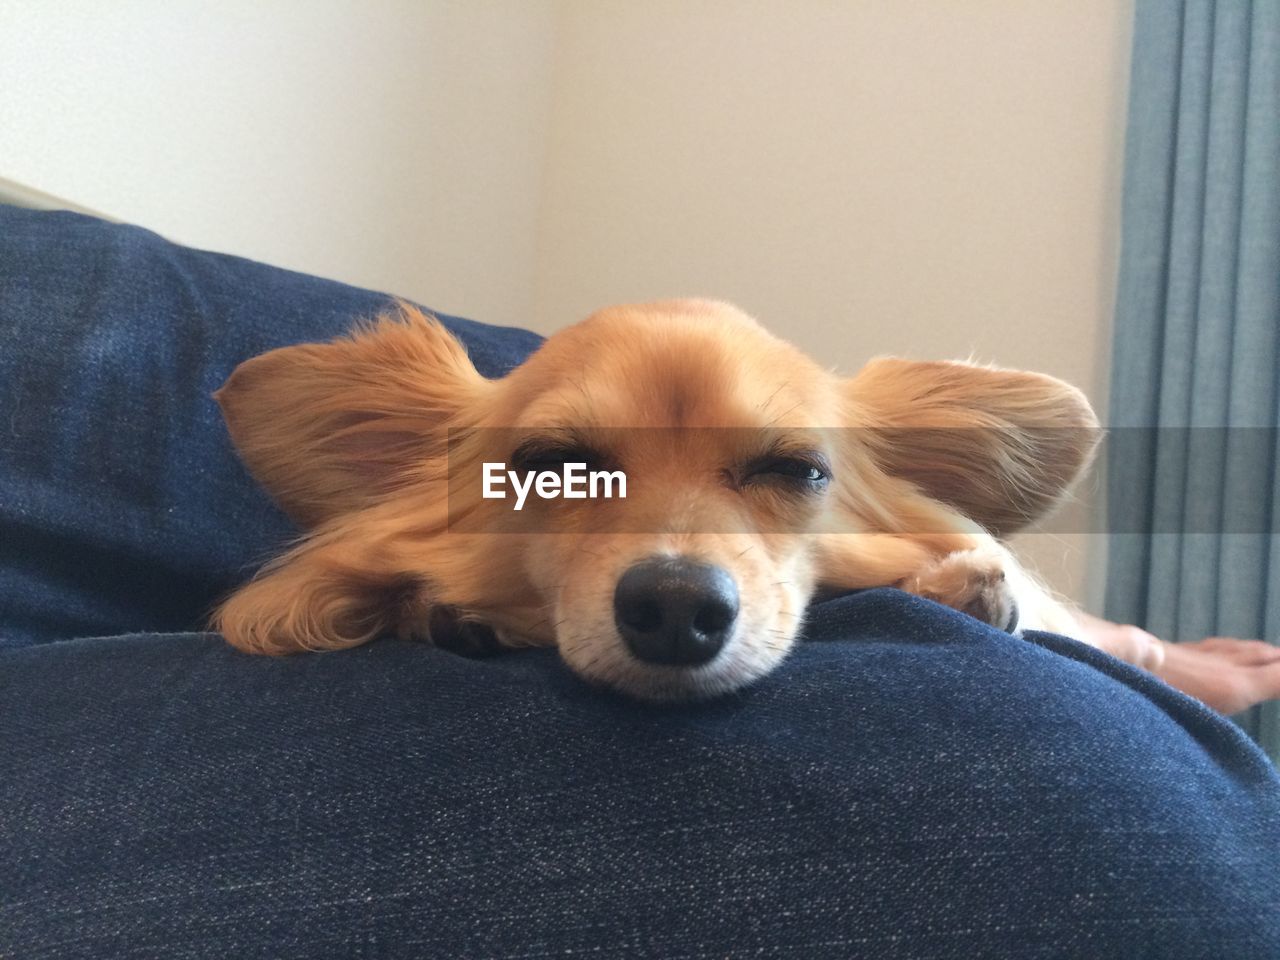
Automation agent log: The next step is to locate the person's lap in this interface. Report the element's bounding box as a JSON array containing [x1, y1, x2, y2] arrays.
[[3, 589, 1277, 959]]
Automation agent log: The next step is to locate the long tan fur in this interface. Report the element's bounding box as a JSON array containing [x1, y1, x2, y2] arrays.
[[214, 300, 1099, 698]]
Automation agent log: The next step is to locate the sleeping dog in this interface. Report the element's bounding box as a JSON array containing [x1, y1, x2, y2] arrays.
[[214, 299, 1137, 700]]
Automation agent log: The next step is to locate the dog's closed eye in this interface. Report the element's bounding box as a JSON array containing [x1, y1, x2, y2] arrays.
[[511, 436, 612, 474]]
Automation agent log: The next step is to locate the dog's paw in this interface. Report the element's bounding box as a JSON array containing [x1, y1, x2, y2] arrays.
[[395, 607, 508, 657], [900, 547, 1019, 633]]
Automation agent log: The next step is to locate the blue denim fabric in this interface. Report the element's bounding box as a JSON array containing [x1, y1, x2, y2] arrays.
[[0, 205, 542, 646], [3, 591, 1278, 958], [2, 206, 1279, 957]]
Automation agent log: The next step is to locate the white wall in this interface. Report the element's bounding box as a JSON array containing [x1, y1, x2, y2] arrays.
[[534, 0, 1133, 604], [0, 0, 557, 331], [1, 1, 1132, 604]]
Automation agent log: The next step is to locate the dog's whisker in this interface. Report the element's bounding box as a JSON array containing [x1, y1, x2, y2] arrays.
[[764, 402, 804, 427], [758, 381, 791, 414]]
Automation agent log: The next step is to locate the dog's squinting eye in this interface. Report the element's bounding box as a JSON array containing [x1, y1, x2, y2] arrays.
[[743, 455, 831, 490], [511, 441, 607, 473]]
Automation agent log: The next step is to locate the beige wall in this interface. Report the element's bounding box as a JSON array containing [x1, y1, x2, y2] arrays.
[[536, 1, 1130, 394], [534, 0, 1133, 605], [2, 1, 1132, 604], [0, 0, 557, 331]]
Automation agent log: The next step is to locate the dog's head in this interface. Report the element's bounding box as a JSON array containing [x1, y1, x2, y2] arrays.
[[216, 300, 1097, 699]]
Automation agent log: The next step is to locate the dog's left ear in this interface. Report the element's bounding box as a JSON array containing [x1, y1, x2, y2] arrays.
[[844, 358, 1101, 537]]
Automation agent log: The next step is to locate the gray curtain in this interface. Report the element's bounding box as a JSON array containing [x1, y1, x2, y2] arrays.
[[1106, 0, 1280, 759]]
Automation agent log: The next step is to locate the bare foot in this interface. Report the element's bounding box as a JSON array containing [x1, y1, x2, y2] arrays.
[[1074, 614, 1280, 713], [1073, 613, 1164, 670], [1158, 638, 1280, 715]]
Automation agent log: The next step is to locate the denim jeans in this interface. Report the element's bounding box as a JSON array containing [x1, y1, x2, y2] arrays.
[[4, 591, 1279, 958], [2, 205, 1278, 958], [0, 205, 540, 649]]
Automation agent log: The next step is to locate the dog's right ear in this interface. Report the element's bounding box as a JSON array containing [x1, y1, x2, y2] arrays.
[[215, 305, 492, 527]]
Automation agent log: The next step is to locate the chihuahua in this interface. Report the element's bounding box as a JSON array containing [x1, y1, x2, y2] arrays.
[[215, 299, 1122, 700]]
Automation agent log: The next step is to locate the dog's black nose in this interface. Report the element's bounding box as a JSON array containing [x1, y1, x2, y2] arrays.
[[613, 557, 739, 666]]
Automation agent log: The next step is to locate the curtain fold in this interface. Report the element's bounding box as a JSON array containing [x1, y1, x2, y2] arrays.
[[1106, 0, 1280, 758]]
